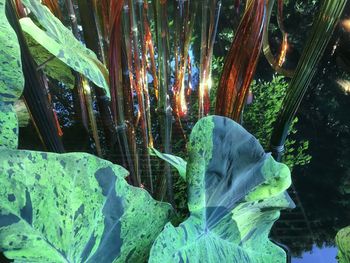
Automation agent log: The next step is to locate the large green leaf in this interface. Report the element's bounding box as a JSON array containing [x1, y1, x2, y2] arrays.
[[0, 104, 18, 149], [149, 147, 187, 180], [0, 0, 24, 103], [336, 226, 350, 263], [149, 116, 294, 262], [19, 0, 110, 97], [0, 0, 23, 149], [14, 100, 30, 128], [0, 150, 173, 262], [25, 33, 75, 89]]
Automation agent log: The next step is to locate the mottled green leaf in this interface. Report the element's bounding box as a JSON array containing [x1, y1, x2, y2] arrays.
[[0, 104, 18, 148], [25, 33, 75, 89], [0, 0, 23, 149], [336, 226, 350, 263], [0, 0, 24, 103], [14, 100, 30, 128], [149, 147, 187, 180], [0, 150, 173, 262], [149, 116, 294, 263], [19, 0, 110, 97]]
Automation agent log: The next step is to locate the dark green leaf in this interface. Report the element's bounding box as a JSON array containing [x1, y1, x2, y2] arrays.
[[0, 150, 173, 262], [149, 116, 294, 262]]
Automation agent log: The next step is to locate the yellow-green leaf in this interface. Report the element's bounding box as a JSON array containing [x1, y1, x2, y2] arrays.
[[19, 0, 110, 97], [149, 116, 295, 262]]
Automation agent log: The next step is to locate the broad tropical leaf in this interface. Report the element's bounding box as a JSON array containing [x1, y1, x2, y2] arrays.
[[0, 104, 18, 149], [336, 226, 350, 263], [0, 150, 173, 262], [14, 100, 30, 128], [149, 116, 294, 262], [149, 147, 187, 180], [0, 0, 23, 104], [25, 33, 75, 89], [19, 0, 110, 98], [0, 0, 23, 149]]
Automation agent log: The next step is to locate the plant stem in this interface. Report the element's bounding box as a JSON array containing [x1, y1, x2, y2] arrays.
[[215, 0, 267, 122], [270, 0, 348, 160], [65, 0, 103, 156], [153, 0, 174, 203], [9, 0, 65, 152]]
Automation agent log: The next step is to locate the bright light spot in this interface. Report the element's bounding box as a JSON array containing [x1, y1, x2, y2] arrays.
[[337, 79, 350, 94], [341, 19, 350, 32], [82, 79, 91, 95], [179, 86, 187, 116], [278, 34, 288, 67], [207, 77, 213, 91]]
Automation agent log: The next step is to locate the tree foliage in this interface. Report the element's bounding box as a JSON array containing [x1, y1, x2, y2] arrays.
[[244, 75, 311, 171]]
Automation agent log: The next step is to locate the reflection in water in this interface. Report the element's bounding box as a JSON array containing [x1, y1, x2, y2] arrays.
[[292, 245, 338, 263]]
